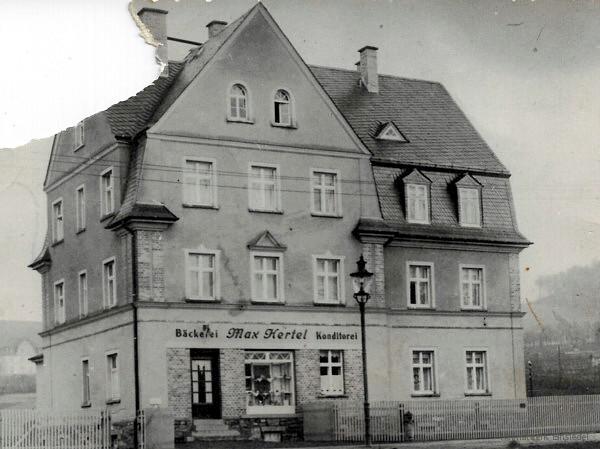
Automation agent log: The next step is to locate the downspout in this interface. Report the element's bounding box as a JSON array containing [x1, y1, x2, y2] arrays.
[[124, 225, 141, 448]]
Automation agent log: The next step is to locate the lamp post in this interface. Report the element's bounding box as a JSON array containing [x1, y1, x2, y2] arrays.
[[527, 360, 534, 396], [350, 255, 374, 446]]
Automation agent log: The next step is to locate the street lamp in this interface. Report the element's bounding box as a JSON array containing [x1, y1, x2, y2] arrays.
[[350, 255, 374, 446]]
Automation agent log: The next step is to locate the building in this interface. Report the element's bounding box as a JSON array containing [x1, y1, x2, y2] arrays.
[[29, 3, 531, 439], [0, 320, 40, 394]]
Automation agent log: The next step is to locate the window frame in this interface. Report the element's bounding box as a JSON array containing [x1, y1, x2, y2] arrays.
[[410, 348, 438, 396], [319, 349, 345, 397], [458, 187, 482, 228], [227, 82, 252, 123], [74, 121, 85, 151], [184, 247, 221, 301], [182, 157, 218, 208], [250, 251, 285, 303], [102, 257, 117, 309], [248, 163, 282, 213], [272, 88, 295, 128], [75, 184, 86, 233], [78, 269, 88, 318], [312, 253, 345, 305], [404, 182, 431, 224], [99, 167, 115, 217], [105, 351, 120, 403], [406, 262, 435, 309], [244, 350, 295, 415], [310, 168, 342, 217], [51, 198, 64, 243], [459, 264, 486, 310], [81, 357, 91, 407], [464, 348, 490, 396], [53, 279, 66, 325]]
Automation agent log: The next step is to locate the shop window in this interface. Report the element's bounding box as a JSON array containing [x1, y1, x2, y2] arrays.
[[465, 350, 489, 395], [245, 351, 294, 414], [407, 262, 434, 308], [412, 350, 436, 395], [319, 350, 344, 396], [106, 352, 120, 402]]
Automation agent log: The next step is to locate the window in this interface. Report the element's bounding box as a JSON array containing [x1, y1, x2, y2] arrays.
[[53, 280, 65, 324], [249, 165, 280, 212], [245, 351, 294, 414], [405, 184, 430, 224], [75, 185, 86, 232], [74, 121, 85, 150], [106, 353, 120, 402], [183, 159, 217, 207], [376, 122, 407, 142], [185, 249, 219, 300], [78, 270, 88, 317], [273, 89, 292, 126], [320, 350, 344, 396], [100, 168, 114, 216], [465, 350, 488, 394], [102, 258, 116, 309], [407, 263, 434, 308], [314, 255, 344, 304], [461, 266, 484, 310], [459, 187, 481, 227], [412, 350, 436, 395], [82, 359, 91, 406], [52, 198, 64, 243], [311, 170, 341, 216], [251, 253, 283, 302], [229, 84, 248, 121]]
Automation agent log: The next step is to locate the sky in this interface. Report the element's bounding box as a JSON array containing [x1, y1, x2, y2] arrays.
[[0, 0, 598, 321]]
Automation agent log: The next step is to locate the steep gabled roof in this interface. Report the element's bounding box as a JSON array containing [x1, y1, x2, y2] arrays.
[[310, 65, 510, 175]]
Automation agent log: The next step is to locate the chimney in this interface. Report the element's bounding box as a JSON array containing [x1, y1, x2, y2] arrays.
[[358, 46, 379, 93], [207, 20, 228, 38], [138, 8, 169, 77]]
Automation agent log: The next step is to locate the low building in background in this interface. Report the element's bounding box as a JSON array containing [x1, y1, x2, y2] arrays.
[[0, 320, 41, 394]]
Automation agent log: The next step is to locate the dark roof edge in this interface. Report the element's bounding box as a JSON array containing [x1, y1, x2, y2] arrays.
[[105, 203, 179, 230], [371, 158, 511, 178], [28, 246, 51, 271], [29, 353, 44, 364], [308, 64, 443, 86]]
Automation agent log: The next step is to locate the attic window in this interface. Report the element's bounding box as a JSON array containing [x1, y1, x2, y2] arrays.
[[376, 122, 407, 142], [454, 174, 483, 228], [74, 121, 85, 151]]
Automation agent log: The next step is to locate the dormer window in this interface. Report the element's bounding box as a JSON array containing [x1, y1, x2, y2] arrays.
[[376, 122, 407, 142], [273, 89, 293, 126], [74, 121, 85, 151], [455, 174, 483, 228], [401, 169, 431, 225], [459, 188, 481, 227], [228, 83, 249, 121]]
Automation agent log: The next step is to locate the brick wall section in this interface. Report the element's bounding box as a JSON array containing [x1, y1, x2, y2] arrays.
[[166, 348, 191, 419], [295, 349, 363, 403], [361, 242, 385, 307], [40, 269, 50, 330], [220, 349, 246, 418], [508, 253, 521, 312], [136, 230, 165, 302]]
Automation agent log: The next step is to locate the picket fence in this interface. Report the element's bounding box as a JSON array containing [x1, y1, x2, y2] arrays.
[[332, 395, 600, 442], [0, 409, 111, 449]]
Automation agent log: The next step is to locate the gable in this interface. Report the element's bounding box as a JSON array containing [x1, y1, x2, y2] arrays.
[[401, 168, 431, 185], [455, 173, 482, 188], [376, 122, 407, 142], [152, 6, 367, 154], [247, 230, 286, 251]]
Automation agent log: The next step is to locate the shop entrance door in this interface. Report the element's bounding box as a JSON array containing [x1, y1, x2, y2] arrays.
[[190, 349, 221, 419]]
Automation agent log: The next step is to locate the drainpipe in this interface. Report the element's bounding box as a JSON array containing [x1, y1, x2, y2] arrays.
[[124, 225, 140, 449]]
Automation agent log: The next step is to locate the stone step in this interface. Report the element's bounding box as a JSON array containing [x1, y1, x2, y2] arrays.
[[193, 419, 230, 431], [192, 429, 243, 441]]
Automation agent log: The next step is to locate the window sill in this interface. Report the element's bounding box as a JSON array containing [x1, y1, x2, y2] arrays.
[[75, 228, 86, 235], [270, 121, 297, 129], [317, 394, 347, 399], [182, 203, 219, 210], [81, 402, 92, 408], [465, 392, 492, 397], [74, 144, 85, 152], [407, 305, 436, 310], [185, 298, 221, 303], [248, 208, 283, 215], [250, 299, 285, 305], [51, 239, 64, 247], [461, 307, 487, 312], [100, 212, 115, 223], [406, 220, 431, 225], [311, 213, 343, 219], [411, 393, 440, 398], [459, 223, 482, 229], [226, 117, 254, 125], [313, 302, 346, 307], [106, 399, 121, 405]]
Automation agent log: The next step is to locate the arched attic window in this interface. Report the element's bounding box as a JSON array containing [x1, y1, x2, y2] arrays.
[[273, 89, 293, 126], [229, 84, 249, 121]]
